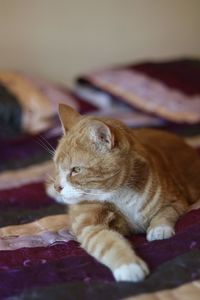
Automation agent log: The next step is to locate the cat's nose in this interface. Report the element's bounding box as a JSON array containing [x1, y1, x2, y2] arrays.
[[54, 184, 63, 193]]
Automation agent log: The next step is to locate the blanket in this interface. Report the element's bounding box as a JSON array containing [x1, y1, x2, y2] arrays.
[[1, 59, 200, 299]]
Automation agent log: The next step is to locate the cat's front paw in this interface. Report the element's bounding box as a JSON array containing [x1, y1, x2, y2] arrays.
[[113, 259, 149, 282], [147, 225, 175, 241]]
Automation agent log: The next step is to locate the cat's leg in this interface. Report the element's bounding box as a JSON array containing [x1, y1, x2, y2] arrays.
[[0, 214, 69, 237], [74, 223, 149, 282], [71, 203, 149, 282], [146, 206, 180, 241]]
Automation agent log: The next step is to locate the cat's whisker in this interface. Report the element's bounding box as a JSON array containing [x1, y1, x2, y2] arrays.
[[35, 137, 55, 157], [39, 135, 56, 152], [82, 191, 105, 196], [35, 138, 52, 153], [47, 174, 56, 183], [39, 140, 55, 156]]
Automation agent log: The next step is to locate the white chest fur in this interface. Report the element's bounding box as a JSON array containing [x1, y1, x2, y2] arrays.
[[96, 188, 147, 232]]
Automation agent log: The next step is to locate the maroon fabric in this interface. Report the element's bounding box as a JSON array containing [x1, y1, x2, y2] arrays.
[[0, 255, 112, 298], [0, 183, 52, 209], [0, 209, 200, 271], [131, 59, 200, 96], [0, 131, 58, 163], [131, 209, 200, 269], [0, 209, 200, 298]]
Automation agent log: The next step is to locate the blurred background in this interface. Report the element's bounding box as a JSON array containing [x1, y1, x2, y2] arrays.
[[0, 0, 200, 84]]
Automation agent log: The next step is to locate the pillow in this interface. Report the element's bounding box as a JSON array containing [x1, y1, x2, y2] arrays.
[[0, 71, 89, 135], [76, 59, 200, 124]]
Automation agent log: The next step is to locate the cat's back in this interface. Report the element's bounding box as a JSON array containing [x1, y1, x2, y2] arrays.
[[133, 128, 200, 203], [133, 128, 187, 150], [133, 128, 197, 157]]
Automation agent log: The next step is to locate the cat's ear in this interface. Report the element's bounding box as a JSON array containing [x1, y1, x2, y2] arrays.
[[89, 120, 114, 150], [58, 104, 81, 133]]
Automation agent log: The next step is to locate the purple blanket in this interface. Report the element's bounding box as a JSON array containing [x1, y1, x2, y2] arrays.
[[1, 59, 200, 299]]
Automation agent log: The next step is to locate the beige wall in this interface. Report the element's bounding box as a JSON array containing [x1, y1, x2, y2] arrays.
[[0, 0, 200, 84]]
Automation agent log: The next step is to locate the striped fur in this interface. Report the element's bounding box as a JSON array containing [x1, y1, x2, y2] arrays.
[[53, 104, 200, 280], [69, 201, 149, 281], [2, 104, 200, 282]]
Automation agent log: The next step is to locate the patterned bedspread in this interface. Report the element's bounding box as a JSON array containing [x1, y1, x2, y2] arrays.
[[0, 59, 200, 299]]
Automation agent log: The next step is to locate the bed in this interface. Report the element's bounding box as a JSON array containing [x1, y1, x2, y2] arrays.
[[0, 59, 200, 299]]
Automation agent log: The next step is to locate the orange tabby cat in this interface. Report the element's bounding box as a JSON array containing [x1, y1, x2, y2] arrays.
[[1, 104, 200, 282]]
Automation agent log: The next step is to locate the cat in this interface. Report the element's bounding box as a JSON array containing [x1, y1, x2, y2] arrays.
[[1, 103, 200, 282]]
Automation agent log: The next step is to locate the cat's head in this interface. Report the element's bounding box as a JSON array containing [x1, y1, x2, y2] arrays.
[[52, 104, 143, 205]]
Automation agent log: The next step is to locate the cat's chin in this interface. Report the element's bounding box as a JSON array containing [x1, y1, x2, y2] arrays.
[[55, 196, 82, 205]]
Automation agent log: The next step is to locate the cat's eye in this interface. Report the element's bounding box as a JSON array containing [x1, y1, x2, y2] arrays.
[[71, 166, 81, 174]]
